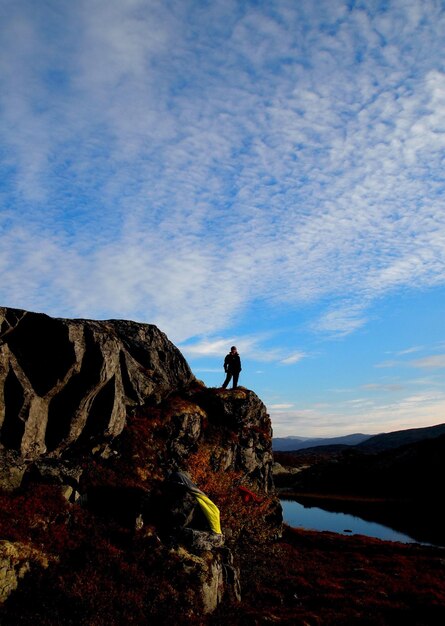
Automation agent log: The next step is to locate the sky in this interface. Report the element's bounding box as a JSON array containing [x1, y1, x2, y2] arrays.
[[1, 0, 444, 438]]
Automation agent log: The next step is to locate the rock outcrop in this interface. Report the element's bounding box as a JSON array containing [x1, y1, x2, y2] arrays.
[[0, 306, 281, 621], [0, 307, 194, 459], [190, 387, 275, 493]]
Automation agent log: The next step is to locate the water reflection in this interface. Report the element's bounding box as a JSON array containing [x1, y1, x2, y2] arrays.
[[281, 499, 437, 545]]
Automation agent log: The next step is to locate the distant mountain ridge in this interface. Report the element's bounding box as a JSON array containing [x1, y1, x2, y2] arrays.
[[273, 433, 371, 451], [273, 422, 445, 453], [358, 422, 445, 452]]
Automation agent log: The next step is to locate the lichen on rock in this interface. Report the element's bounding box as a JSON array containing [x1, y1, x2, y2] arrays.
[[0, 540, 53, 604]]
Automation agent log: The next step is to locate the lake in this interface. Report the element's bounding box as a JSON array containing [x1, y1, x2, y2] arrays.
[[281, 499, 440, 546]]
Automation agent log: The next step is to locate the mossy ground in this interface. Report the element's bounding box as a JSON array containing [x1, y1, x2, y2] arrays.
[[211, 525, 445, 626], [1, 482, 445, 625]]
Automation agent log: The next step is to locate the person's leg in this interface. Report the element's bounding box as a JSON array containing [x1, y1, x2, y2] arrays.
[[232, 372, 239, 389], [222, 372, 232, 388]]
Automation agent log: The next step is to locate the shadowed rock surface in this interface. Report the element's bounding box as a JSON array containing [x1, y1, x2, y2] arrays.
[[0, 307, 194, 459]]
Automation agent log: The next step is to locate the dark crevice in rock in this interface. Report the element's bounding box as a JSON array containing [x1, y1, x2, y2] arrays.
[[119, 350, 139, 403], [46, 380, 80, 452], [157, 349, 166, 363], [0, 368, 25, 450], [113, 323, 158, 371], [45, 327, 104, 452], [79, 375, 117, 441], [4, 313, 75, 397]]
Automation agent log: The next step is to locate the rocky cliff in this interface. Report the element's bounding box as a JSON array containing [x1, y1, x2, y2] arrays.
[[0, 306, 194, 461], [0, 307, 280, 624]]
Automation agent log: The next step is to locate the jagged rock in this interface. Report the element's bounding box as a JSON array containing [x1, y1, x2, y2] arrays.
[[0, 540, 53, 604], [180, 528, 225, 551], [166, 399, 206, 461], [0, 307, 194, 459], [272, 462, 304, 475], [193, 387, 275, 493], [174, 536, 241, 614], [0, 449, 27, 491]]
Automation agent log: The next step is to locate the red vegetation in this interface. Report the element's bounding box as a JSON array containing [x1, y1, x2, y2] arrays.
[[185, 444, 277, 545], [210, 525, 445, 626], [0, 484, 204, 625], [0, 484, 71, 554], [238, 486, 263, 503], [3, 480, 445, 626]]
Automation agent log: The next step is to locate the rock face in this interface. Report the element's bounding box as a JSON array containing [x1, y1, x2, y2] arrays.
[[0, 540, 52, 604], [0, 306, 280, 621], [0, 307, 194, 459], [190, 387, 275, 493]]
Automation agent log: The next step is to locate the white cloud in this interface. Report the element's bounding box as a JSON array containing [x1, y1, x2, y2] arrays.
[[1, 0, 445, 344], [410, 355, 445, 369], [375, 352, 445, 372], [312, 302, 369, 336], [268, 403, 295, 410], [270, 389, 445, 438], [181, 339, 237, 357], [361, 383, 405, 392], [181, 334, 306, 364], [280, 352, 307, 365], [395, 346, 424, 356]]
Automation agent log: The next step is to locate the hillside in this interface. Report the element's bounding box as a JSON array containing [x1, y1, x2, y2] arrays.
[[273, 426, 445, 549], [358, 422, 445, 453], [277, 433, 445, 499], [209, 526, 445, 625]]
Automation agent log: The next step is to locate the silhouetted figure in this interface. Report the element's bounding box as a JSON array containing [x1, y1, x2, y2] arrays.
[[222, 346, 242, 389]]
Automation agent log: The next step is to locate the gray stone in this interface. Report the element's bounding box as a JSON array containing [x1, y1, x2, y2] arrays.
[[0, 307, 194, 459], [0, 540, 51, 604]]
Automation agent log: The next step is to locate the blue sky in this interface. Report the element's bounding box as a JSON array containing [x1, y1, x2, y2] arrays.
[[1, 0, 444, 437]]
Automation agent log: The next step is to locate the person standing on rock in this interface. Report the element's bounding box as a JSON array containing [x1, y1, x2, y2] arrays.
[[222, 346, 242, 389]]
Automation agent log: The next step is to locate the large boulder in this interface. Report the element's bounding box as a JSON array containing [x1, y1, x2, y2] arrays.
[[0, 307, 194, 459]]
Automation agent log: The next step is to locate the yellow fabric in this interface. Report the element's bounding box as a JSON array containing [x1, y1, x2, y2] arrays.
[[193, 492, 222, 534]]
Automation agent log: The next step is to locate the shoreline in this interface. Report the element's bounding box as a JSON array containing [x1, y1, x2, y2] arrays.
[[278, 490, 404, 503]]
